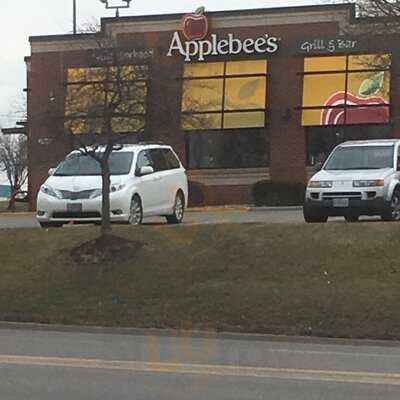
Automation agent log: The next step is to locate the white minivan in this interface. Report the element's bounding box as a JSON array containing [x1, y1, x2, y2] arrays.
[[37, 144, 188, 227]]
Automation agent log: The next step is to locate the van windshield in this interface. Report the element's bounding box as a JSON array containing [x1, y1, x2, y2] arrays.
[[324, 145, 394, 171], [54, 152, 134, 176]]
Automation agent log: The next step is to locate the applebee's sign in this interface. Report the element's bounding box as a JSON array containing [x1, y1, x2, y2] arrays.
[[167, 7, 280, 62]]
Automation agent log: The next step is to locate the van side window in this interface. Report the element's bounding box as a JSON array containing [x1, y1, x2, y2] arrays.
[[163, 149, 180, 169], [136, 150, 153, 174], [149, 149, 169, 172]]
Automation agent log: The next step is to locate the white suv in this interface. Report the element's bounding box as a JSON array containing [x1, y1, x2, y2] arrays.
[[304, 139, 400, 223], [37, 144, 188, 227]]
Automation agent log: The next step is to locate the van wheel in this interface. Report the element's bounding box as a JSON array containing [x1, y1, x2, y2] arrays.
[[166, 192, 184, 224], [128, 195, 143, 225], [39, 222, 63, 228], [345, 214, 359, 223], [382, 189, 400, 221], [303, 206, 328, 223]]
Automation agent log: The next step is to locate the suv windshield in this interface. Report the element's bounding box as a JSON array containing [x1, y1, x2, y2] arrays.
[[324, 145, 394, 171], [54, 152, 134, 176]]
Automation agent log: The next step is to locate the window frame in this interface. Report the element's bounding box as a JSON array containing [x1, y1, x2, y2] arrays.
[[64, 64, 151, 135], [180, 59, 269, 131], [135, 150, 154, 175], [299, 54, 391, 127]]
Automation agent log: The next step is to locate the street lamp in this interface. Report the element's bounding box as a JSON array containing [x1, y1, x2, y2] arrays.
[[99, 0, 132, 18], [73, 0, 77, 34]]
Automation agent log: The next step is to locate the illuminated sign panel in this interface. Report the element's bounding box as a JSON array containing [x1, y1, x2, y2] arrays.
[[167, 9, 280, 61]]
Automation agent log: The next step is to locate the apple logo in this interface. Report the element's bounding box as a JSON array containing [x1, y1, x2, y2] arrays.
[[321, 71, 389, 125], [182, 6, 208, 41]]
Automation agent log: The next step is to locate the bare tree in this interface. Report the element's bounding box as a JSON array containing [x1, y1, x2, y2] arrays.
[[64, 27, 150, 238], [0, 134, 28, 211], [356, 0, 400, 17]]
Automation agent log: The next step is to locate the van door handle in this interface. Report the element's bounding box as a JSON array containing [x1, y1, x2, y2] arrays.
[[153, 176, 162, 181]]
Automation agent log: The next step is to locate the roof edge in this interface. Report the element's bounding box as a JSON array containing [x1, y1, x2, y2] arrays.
[[29, 3, 355, 43]]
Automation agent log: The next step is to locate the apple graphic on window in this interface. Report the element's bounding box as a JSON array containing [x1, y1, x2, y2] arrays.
[[321, 71, 389, 125], [182, 6, 208, 41]]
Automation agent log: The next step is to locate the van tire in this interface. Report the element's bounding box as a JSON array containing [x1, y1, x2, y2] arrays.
[[128, 195, 143, 225], [166, 192, 185, 224]]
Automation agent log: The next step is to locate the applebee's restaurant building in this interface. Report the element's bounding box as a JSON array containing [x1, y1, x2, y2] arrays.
[[26, 3, 400, 207]]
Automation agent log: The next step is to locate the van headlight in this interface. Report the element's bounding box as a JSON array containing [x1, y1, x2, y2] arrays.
[[308, 181, 333, 188], [110, 184, 126, 193], [353, 180, 384, 187], [40, 185, 61, 199]]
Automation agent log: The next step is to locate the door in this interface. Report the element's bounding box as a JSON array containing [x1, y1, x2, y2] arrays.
[[161, 148, 184, 208], [135, 150, 160, 216], [148, 148, 171, 213]]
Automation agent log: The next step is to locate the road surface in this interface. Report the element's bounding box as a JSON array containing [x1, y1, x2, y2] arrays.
[[0, 326, 399, 399], [0, 207, 382, 229]]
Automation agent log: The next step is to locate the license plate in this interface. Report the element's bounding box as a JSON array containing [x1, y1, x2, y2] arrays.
[[333, 198, 349, 208], [67, 203, 82, 212]]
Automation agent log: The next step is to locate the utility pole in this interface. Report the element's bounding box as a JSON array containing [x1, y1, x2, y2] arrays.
[[73, 0, 77, 34]]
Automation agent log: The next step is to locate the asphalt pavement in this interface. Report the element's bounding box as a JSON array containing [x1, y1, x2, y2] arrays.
[[0, 326, 399, 399], [0, 207, 364, 229]]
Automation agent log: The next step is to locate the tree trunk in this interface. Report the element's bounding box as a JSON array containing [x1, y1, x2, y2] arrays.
[[101, 162, 112, 238], [7, 194, 16, 212]]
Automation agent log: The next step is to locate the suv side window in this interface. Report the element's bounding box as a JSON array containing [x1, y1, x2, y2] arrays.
[[163, 149, 180, 170], [136, 150, 153, 174], [149, 149, 169, 172], [397, 146, 400, 171]]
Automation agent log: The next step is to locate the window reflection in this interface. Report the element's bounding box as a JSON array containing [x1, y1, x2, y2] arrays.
[[182, 79, 224, 112], [225, 77, 266, 110], [64, 65, 149, 135], [182, 60, 268, 130], [302, 54, 391, 126]]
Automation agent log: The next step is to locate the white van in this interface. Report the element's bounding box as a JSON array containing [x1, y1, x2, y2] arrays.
[[36, 144, 188, 227]]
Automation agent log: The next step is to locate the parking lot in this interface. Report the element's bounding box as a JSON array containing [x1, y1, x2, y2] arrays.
[[0, 207, 384, 229]]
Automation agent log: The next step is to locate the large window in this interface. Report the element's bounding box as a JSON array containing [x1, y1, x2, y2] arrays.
[[64, 65, 149, 134], [186, 128, 268, 169], [302, 54, 391, 126], [181, 60, 268, 130], [306, 124, 392, 166]]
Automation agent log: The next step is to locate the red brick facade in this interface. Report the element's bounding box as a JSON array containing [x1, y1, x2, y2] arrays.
[[26, 4, 400, 208]]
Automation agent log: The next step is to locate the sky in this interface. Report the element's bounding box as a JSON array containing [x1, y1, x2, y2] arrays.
[[0, 0, 334, 130]]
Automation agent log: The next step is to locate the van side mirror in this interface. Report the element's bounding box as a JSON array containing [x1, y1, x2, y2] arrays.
[[48, 168, 56, 176], [397, 157, 400, 171], [138, 166, 154, 176]]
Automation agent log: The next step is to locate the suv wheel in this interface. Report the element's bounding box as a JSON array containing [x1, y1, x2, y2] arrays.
[[128, 195, 143, 225], [382, 189, 400, 221], [166, 192, 184, 224], [303, 205, 328, 223]]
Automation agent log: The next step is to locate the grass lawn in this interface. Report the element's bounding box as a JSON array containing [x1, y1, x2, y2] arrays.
[[1, 222, 400, 340], [0, 201, 29, 213]]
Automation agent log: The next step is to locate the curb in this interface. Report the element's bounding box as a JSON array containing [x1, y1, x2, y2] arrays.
[[249, 206, 303, 212], [187, 205, 251, 212], [0, 321, 399, 348], [187, 206, 303, 213]]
